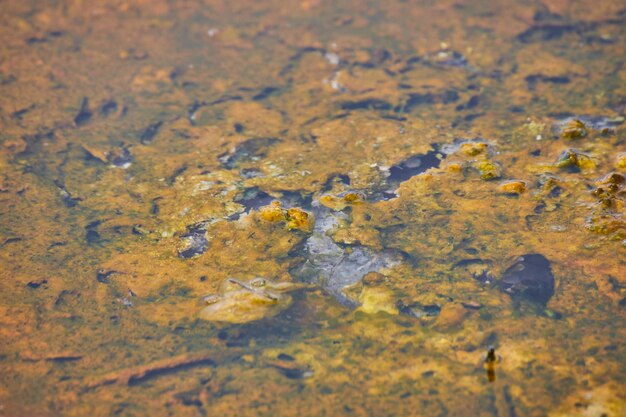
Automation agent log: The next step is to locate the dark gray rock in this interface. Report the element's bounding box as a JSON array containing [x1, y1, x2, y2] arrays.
[[500, 254, 555, 305]]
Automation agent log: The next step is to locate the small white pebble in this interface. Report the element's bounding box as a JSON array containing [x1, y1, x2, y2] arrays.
[[207, 28, 219, 37], [330, 79, 343, 91], [203, 294, 220, 304], [117, 298, 133, 307], [324, 52, 340, 66]]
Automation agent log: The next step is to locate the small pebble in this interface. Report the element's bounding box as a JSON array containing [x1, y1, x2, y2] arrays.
[[498, 180, 526, 195]]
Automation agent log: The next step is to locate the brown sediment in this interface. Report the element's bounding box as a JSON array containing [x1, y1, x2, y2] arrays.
[[0, 0, 625, 415]]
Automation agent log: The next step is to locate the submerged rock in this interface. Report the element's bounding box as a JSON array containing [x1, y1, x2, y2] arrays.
[[615, 153, 626, 171], [357, 286, 398, 315], [218, 137, 281, 169], [440, 139, 503, 180], [498, 180, 527, 195], [82, 143, 134, 168], [340, 98, 393, 111], [560, 118, 588, 140], [292, 232, 399, 306], [285, 207, 314, 231], [234, 187, 275, 216], [433, 303, 469, 330], [555, 148, 595, 171], [396, 300, 441, 319], [453, 258, 494, 284], [586, 173, 626, 237], [500, 254, 555, 305], [199, 277, 310, 323], [372, 149, 443, 199], [178, 221, 211, 259], [107, 144, 134, 168], [476, 160, 503, 180], [257, 201, 315, 232], [591, 172, 626, 210], [290, 204, 400, 306], [387, 151, 442, 184], [139, 121, 163, 145], [319, 191, 365, 211], [426, 50, 469, 68], [74, 97, 92, 126], [554, 115, 624, 137]]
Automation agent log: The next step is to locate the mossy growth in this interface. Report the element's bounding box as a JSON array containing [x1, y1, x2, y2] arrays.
[[498, 180, 526, 195], [555, 149, 595, 171], [460, 142, 489, 156], [257, 201, 314, 232], [259, 201, 287, 223], [561, 119, 588, 140], [616, 153, 626, 171], [319, 191, 365, 211], [476, 160, 503, 180], [286, 207, 314, 231]]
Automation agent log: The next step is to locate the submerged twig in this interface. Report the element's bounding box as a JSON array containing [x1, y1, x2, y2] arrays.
[[82, 350, 240, 391], [228, 278, 279, 301]]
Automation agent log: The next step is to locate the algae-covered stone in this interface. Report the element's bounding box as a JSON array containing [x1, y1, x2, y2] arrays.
[[199, 277, 310, 323], [433, 303, 469, 331], [460, 142, 489, 156], [476, 160, 502, 180], [396, 299, 442, 320], [598, 172, 625, 186], [439, 139, 502, 180], [362, 271, 386, 286], [259, 201, 287, 223], [585, 215, 626, 237], [560, 118, 588, 140], [591, 173, 626, 211], [357, 286, 398, 315], [498, 180, 526, 195], [177, 221, 210, 259], [555, 149, 595, 171], [615, 153, 626, 171], [343, 192, 364, 203], [319, 191, 365, 211], [290, 205, 401, 307], [554, 115, 624, 138], [349, 163, 386, 190], [286, 207, 314, 232], [258, 202, 314, 231]]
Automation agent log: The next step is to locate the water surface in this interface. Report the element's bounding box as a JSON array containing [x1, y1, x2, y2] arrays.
[[1, 0, 625, 416]]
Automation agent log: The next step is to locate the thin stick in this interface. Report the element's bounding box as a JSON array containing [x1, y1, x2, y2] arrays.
[[82, 349, 240, 391], [228, 278, 278, 301]]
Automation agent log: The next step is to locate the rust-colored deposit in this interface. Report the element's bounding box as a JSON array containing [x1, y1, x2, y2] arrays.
[[1, 0, 625, 416]]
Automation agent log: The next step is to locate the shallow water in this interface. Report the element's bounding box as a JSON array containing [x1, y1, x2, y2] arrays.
[[0, 0, 625, 416]]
